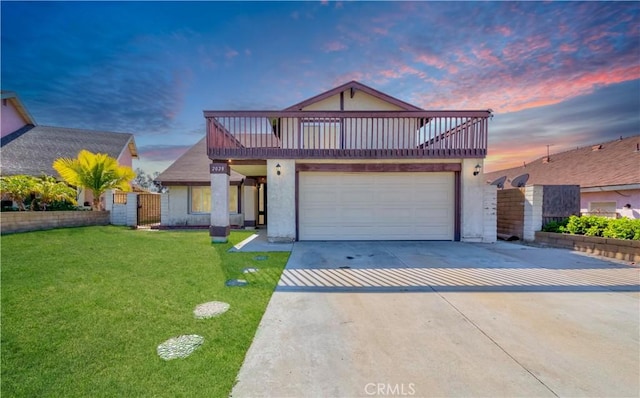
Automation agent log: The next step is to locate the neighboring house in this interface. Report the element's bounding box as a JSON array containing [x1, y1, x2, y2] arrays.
[[203, 80, 494, 242], [484, 135, 640, 219], [155, 137, 248, 227], [0, 91, 138, 207]]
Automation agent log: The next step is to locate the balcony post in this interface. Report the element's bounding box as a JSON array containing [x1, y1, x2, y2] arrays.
[[210, 162, 230, 243]]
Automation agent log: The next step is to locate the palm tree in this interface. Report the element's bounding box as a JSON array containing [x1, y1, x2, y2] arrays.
[[53, 150, 136, 210], [34, 175, 77, 210], [0, 175, 36, 211]]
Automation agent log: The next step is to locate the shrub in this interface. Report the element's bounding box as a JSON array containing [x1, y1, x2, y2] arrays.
[[603, 218, 640, 240], [542, 218, 569, 233], [0, 175, 77, 211], [0, 175, 37, 210], [561, 215, 639, 240]]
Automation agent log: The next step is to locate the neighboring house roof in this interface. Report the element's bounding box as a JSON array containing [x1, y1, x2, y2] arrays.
[[283, 80, 424, 111], [484, 135, 640, 190], [155, 137, 244, 184], [0, 125, 138, 177], [1, 91, 36, 125]]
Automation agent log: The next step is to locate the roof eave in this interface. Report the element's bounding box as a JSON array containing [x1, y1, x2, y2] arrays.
[[581, 183, 640, 193], [283, 80, 423, 111], [1, 91, 36, 125]]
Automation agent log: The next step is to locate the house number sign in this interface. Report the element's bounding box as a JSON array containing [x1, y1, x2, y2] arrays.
[[210, 163, 229, 174]]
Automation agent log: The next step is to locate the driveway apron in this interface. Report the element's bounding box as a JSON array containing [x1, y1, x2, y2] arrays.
[[231, 241, 640, 398]]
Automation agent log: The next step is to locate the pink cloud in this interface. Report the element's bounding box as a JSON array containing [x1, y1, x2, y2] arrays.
[[415, 53, 458, 74], [559, 43, 577, 53], [493, 25, 513, 37], [372, 27, 388, 35], [471, 48, 503, 68], [225, 49, 239, 59], [323, 41, 348, 52], [417, 63, 640, 113]]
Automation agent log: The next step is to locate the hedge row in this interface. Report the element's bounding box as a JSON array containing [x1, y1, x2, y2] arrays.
[[542, 215, 640, 240]]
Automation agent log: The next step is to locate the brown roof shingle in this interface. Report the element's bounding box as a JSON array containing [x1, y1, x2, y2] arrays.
[[0, 125, 136, 177], [156, 137, 244, 184], [484, 135, 640, 189]]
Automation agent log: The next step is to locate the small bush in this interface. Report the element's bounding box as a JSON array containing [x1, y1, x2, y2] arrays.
[[542, 218, 569, 233], [603, 218, 640, 240], [560, 215, 640, 240]]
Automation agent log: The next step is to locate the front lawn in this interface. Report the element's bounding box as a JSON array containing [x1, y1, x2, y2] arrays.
[[1, 226, 289, 397]]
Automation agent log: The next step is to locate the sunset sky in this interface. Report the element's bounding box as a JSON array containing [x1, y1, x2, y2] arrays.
[[2, 1, 638, 174]]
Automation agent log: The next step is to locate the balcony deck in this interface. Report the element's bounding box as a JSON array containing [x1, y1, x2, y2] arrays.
[[205, 110, 491, 160]]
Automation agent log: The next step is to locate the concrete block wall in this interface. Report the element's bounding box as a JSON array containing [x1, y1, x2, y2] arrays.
[[160, 193, 169, 226], [0, 211, 110, 234], [535, 231, 639, 262], [111, 205, 127, 226], [523, 185, 544, 242], [107, 191, 137, 226], [125, 193, 137, 227]]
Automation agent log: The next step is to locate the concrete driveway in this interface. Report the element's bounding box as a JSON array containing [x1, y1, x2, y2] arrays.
[[231, 241, 640, 398]]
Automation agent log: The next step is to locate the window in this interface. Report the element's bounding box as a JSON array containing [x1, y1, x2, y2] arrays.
[[189, 186, 238, 214], [190, 186, 211, 214], [587, 201, 617, 218], [229, 186, 238, 213]]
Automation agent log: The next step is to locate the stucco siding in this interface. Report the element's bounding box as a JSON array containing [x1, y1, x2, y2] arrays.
[[1, 100, 27, 138], [581, 189, 640, 219], [117, 145, 134, 168], [461, 158, 488, 242], [267, 159, 296, 242], [162, 186, 210, 226]]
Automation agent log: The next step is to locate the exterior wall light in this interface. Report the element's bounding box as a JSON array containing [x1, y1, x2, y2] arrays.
[[276, 163, 281, 176], [473, 164, 481, 176]]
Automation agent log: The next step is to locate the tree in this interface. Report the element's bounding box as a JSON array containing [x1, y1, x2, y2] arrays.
[[133, 168, 162, 192], [53, 150, 136, 210], [33, 175, 77, 210], [0, 175, 37, 211]]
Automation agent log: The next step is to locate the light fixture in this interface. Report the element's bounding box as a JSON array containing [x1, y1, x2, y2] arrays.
[[276, 163, 281, 176], [473, 164, 481, 176]]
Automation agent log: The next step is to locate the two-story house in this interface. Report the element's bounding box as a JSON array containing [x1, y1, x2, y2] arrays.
[[203, 81, 495, 243]]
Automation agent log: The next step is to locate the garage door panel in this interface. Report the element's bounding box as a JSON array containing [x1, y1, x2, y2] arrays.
[[299, 171, 455, 241]]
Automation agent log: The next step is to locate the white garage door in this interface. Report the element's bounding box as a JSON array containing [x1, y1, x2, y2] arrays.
[[299, 172, 455, 241]]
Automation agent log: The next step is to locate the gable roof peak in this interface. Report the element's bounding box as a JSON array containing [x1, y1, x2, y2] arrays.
[[283, 80, 423, 111]]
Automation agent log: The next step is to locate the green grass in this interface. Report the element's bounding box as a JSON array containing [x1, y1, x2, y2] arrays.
[[1, 226, 289, 397]]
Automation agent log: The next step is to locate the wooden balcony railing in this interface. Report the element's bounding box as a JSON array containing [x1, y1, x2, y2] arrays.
[[204, 110, 491, 159]]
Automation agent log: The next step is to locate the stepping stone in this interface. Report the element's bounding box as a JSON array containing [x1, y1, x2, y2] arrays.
[[157, 334, 204, 361], [226, 279, 248, 287], [253, 255, 268, 261], [242, 267, 259, 274], [193, 301, 230, 319]]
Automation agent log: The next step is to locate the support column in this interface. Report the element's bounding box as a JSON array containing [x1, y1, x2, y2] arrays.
[[210, 162, 230, 243], [242, 178, 257, 229], [267, 159, 296, 242], [461, 158, 484, 242], [523, 185, 543, 242], [126, 193, 137, 227]]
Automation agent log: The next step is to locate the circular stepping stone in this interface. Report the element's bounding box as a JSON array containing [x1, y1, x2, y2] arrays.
[[253, 255, 268, 261], [157, 334, 204, 361], [225, 279, 248, 287], [242, 267, 259, 274], [193, 301, 230, 319]]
